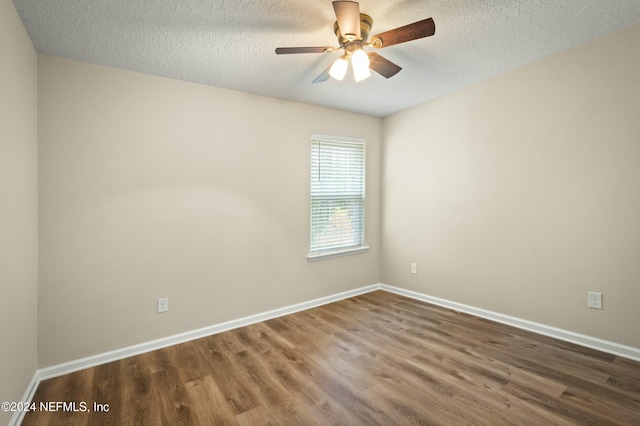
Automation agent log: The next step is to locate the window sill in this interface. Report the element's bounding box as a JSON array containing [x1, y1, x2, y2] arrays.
[[307, 246, 370, 262]]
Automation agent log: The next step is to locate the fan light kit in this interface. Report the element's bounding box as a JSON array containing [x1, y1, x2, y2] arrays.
[[275, 1, 436, 83]]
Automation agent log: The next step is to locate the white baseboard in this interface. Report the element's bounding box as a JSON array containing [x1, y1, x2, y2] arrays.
[[9, 284, 381, 425], [8, 372, 40, 426], [380, 283, 640, 362], [38, 284, 381, 381], [12, 282, 640, 425]]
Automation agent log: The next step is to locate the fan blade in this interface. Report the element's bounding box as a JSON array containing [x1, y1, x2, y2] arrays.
[[371, 18, 435, 48], [313, 65, 332, 83], [368, 52, 402, 78], [275, 47, 331, 54], [333, 1, 361, 40]]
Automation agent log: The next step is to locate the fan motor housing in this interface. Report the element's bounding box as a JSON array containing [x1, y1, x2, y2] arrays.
[[334, 13, 373, 45]]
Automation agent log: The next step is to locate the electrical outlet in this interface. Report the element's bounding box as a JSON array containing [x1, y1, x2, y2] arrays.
[[157, 297, 169, 313], [587, 292, 602, 310], [411, 263, 418, 274]]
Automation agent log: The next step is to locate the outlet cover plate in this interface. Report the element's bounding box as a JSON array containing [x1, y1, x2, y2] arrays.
[[587, 292, 602, 310], [157, 297, 169, 313]]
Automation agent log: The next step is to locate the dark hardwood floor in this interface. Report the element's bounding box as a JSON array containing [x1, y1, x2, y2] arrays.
[[22, 290, 640, 425]]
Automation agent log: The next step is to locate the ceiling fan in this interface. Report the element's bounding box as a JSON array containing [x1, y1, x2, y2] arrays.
[[275, 1, 435, 83]]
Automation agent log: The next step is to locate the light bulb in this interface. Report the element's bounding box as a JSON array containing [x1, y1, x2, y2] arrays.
[[352, 49, 371, 82], [329, 56, 348, 81]]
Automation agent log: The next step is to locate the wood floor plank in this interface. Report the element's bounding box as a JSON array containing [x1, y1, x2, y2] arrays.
[[236, 324, 363, 425], [212, 330, 247, 356], [151, 366, 198, 425], [22, 290, 640, 425], [357, 355, 472, 425], [184, 375, 237, 426], [232, 349, 318, 425], [23, 368, 95, 426], [170, 340, 214, 385], [236, 324, 326, 406], [120, 355, 163, 426], [89, 360, 122, 425], [234, 405, 275, 426], [194, 336, 260, 415], [613, 356, 640, 379]]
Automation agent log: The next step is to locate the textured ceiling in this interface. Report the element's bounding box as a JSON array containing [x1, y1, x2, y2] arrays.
[[12, 0, 640, 117]]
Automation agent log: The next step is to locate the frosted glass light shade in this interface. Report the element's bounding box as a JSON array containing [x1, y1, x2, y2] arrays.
[[352, 49, 371, 82], [329, 57, 348, 81]]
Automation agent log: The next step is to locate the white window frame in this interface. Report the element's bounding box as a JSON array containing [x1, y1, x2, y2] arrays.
[[307, 134, 369, 262]]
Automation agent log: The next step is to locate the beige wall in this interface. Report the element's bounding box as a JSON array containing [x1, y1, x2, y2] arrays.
[[381, 23, 640, 348], [6, 1, 640, 387], [0, 1, 39, 423], [37, 55, 382, 366]]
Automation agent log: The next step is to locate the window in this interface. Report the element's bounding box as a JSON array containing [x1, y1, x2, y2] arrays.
[[308, 134, 368, 261]]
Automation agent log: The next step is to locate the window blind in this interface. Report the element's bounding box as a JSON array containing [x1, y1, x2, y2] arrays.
[[310, 135, 366, 256]]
